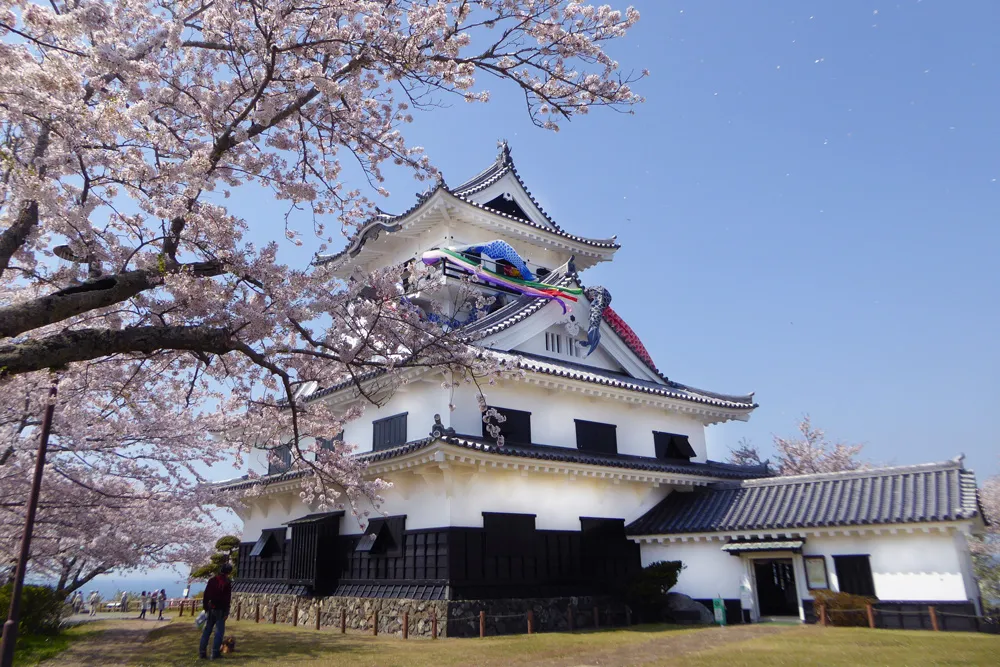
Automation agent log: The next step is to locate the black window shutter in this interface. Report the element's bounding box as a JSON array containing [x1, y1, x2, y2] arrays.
[[373, 413, 407, 451], [833, 555, 876, 597], [483, 512, 536, 557], [483, 407, 532, 445], [575, 420, 618, 455], [653, 432, 696, 461]]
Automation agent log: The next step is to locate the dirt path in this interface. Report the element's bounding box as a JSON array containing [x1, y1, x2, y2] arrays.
[[532, 624, 793, 667], [43, 621, 164, 666]]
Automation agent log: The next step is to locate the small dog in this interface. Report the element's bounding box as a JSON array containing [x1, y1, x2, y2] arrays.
[[220, 637, 236, 654]]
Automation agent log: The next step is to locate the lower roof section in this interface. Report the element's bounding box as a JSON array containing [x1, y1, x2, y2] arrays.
[[626, 458, 982, 537], [361, 434, 770, 481], [216, 435, 771, 493], [231, 580, 308, 596]]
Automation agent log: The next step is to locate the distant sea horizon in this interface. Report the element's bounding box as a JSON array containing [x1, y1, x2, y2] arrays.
[[30, 573, 208, 600]]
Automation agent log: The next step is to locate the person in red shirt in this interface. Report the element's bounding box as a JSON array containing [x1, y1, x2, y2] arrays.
[[199, 563, 233, 660]]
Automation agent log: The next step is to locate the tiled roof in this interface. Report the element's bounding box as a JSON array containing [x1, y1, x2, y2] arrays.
[[452, 140, 562, 231], [503, 352, 757, 410], [314, 144, 619, 267], [332, 581, 449, 600], [217, 435, 770, 492], [357, 434, 770, 481], [626, 458, 981, 536], [231, 580, 308, 596]]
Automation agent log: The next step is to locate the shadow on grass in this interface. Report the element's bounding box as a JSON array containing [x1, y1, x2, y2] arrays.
[[134, 621, 699, 666]]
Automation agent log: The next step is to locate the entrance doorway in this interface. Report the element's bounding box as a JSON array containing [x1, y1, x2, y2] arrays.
[[753, 559, 798, 617]]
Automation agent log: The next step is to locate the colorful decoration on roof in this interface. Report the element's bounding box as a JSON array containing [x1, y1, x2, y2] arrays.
[[582, 286, 611, 357], [421, 246, 582, 313], [603, 306, 658, 372], [458, 240, 535, 280]]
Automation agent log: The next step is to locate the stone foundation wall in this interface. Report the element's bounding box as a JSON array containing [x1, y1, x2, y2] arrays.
[[232, 593, 628, 638], [446, 596, 626, 637], [232, 593, 448, 637]]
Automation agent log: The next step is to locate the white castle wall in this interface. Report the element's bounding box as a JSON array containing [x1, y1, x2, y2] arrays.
[[448, 381, 709, 461], [638, 525, 980, 617], [242, 466, 676, 538]]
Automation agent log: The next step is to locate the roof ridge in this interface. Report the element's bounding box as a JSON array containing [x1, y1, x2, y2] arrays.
[[740, 458, 966, 487]]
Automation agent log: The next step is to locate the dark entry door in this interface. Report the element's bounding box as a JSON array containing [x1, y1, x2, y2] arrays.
[[754, 559, 798, 617]]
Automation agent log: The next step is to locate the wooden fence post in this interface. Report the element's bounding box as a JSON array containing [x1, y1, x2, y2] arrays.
[[293, 599, 299, 627], [315, 603, 321, 631], [373, 609, 379, 636], [255, 602, 260, 623], [567, 605, 574, 632], [340, 609, 346, 634], [178, 600, 184, 617], [479, 610, 486, 638], [431, 610, 438, 639], [929, 606, 939, 632], [866, 603, 875, 629], [593, 606, 599, 629], [402, 611, 409, 639], [527, 610, 534, 635], [271, 604, 278, 625], [236, 600, 242, 622]]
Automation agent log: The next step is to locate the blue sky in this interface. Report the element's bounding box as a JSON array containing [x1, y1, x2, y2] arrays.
[[222, 1, 999, 479]]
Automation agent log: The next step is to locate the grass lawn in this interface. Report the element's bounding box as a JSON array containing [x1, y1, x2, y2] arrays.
[[31, 618, 1000, 666], [664, 626, 1000, 667], [12, 625, 103, 667], [135, 620, 703, 666]]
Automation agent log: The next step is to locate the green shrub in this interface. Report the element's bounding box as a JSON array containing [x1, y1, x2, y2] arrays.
[[0, 584, 67, 635], [813, 589, 877, 627], [625, 560, 685, 620]]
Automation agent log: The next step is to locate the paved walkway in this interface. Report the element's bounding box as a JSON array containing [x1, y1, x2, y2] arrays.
[[65, 612, 173, 625], [45, 619, 171, 666]]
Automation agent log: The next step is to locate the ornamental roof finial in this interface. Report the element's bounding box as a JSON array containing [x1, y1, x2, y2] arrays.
[[496, 138, 512, 166]]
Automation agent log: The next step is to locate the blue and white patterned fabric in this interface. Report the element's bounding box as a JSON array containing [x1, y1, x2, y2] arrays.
[[464, 240, 535, 281], [582, 286, 612, 357]]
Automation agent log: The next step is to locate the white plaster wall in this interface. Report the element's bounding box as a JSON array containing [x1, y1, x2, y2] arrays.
[[639, 541, 747, 600], [513, 325, 626, 373], [805, 531, 972, 602], [241, 467, 673, 540], [636, 527, 978, 608], [449, 381, 708, 461], [241, 494, 314, 541], [340, 379, 451, 455]]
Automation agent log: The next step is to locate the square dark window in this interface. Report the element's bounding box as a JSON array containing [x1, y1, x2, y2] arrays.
[[483, 512, 536, 557], [249, 529, 283, 558], [267, 443, 293, 475], [482, 407, 532, 445], [355, 516, 406, 557], [575, 420, 617, 455], [653, 432, 696, 461], [833, 555, 876, 597], [373, 413, 407, 451]]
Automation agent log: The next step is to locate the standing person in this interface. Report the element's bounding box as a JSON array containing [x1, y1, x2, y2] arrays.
[[157, 589, 167, 620], [138, 591, 148, 619], [89, 591, 100, 616], [120, 591, 128, 615], [198, 564, 233, 660]]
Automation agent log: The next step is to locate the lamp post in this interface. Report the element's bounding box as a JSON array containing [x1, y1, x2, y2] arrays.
[[0, 380, 57, 667]]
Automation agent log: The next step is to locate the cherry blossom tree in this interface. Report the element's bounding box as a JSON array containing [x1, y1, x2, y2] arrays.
[[0, 368, 231, 595], [973, 473, 1000, 606], [728, 416, 866, 475], [0, 0, 645, 578]]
